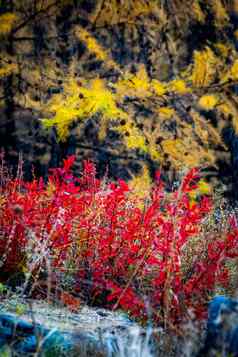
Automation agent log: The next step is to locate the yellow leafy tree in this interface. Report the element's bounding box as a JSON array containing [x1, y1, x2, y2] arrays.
[[198, 94, 219, 110], [0, 13, 18, 36], [0, 62, 18, 78], [115, 65, 152, 100], [158, 107, 175, 119], [91, 0, 158, 26], [129, 163, 152, 200], [42, 77, 127, 141], [190, 47, 221, 87], [192, 0, 206, 23], [217, 96, 238, 134], [42, 73, 149, 153], [1, 0, 236, 194], [210, 0, 229, 27], [74, 26, 118, 70], [167, 79, 190, 94]]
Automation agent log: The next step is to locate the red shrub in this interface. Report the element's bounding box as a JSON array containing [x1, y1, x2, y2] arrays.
[[0, 156, 237, 324]]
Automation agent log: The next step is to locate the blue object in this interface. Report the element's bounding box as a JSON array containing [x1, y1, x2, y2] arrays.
[[13, 335, 38, 353], [198, 296, 238, 356], [0, 314, 69, 354], [208, 295, 238, 324], [229, 325, 238, 357]]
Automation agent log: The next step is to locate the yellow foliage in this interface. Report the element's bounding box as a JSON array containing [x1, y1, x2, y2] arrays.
[[0, 13, 18, 35], [210, 0, 229, 27], [74, 26, 117, 69], [118, 120, 147, 152], [0, 0, 234, 181], [42, 78, 127, 141], [92, 0, 157, 26], [215, 43, 231, 59], [222, 59, 238, 82], [197, 179, 212, 195], [151, 79, 167, 96], [190, 47, 220, 87], [189, 178, 212, 205], [126, 66, 150, 92], [162, 139, 196, 168], [116, 66, 190, 100], [162, 138, 215, 169], [192, 0, 206, 23], [116, 67, 178, 101], [193, 115, 209, 144], [233, 117, 238, 135], [234, 0, 238, 14], [148, 142, 161, 161], [35, 28, 230, 174], [129, 163, 152, 199], [198, 94, 219, 110], [192, 110, 224, 148], [46, 181, 56, 197], [218, 98, 238, 135], [17, 93, 43, 112], [0, 63, 18, 77], [74, 27, 107, 61], [116, 68, 189, 102], [167, 79, 190, 94], [0, 195, 6, 208], [42, 75, 148, 153], [116, 66, 151, 99], [234, 29, 238, 39], [217, 102, 231, 116], [158, 107, 175, 119], [125, 129, 147, 151]]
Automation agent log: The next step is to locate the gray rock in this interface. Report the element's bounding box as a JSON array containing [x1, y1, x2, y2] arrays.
[[0, 300, 153, 357]]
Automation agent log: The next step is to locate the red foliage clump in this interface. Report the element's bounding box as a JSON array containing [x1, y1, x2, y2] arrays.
[[0, 156, 237, 324]]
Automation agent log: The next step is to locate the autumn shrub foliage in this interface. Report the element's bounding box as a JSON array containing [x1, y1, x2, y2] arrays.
[[0, 156, 238, 324]]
